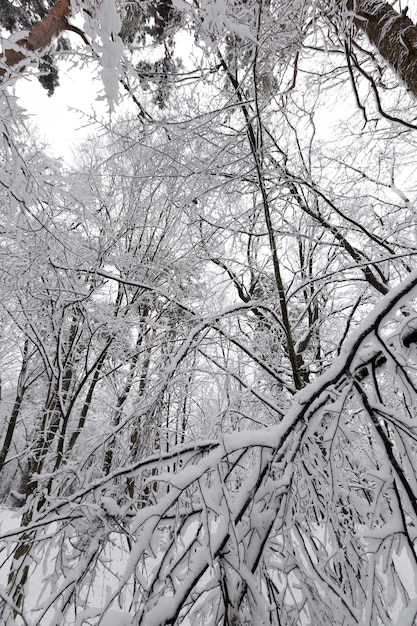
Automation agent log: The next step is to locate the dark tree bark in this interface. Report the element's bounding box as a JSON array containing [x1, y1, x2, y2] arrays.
[[0, 339, 30, 477], [348, 0, 417, 97]]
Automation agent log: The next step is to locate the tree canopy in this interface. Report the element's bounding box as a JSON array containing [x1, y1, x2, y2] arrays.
[[1, 1, 417, 625]]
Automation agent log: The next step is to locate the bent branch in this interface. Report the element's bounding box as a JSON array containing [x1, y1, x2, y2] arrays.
[[0, 0, 71, 81]]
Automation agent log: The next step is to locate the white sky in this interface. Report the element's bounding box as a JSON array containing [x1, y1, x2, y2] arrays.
[[15, 60, 108, 162]]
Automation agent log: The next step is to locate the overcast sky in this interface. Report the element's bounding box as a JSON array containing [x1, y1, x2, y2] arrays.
[[15, 60, 108, 162]]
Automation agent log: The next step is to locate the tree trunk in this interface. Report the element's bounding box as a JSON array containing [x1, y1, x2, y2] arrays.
[[348, 0, 417, 97], [0, 0, 71, 81], [0, 339, 30, 477]]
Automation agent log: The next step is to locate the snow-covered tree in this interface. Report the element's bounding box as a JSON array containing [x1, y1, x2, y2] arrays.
[[1, 1, 417, 624]]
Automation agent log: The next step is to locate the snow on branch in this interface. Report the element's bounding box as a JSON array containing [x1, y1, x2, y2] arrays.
[[0, 0, 71, 82], [2, 270, 417, 623]]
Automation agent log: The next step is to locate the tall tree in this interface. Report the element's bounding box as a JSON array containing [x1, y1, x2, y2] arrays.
[[2, 0, 417, 624]]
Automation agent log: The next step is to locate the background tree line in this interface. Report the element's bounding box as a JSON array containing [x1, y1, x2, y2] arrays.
[[0, 1, 417, 624]]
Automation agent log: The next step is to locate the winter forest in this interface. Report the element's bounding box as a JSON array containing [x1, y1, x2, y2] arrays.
[[2, 0, 417, 624]]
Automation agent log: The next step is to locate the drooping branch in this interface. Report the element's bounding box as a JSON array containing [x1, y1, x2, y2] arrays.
[[348, 0, 417, 97], [0, 0, 71, 81]]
